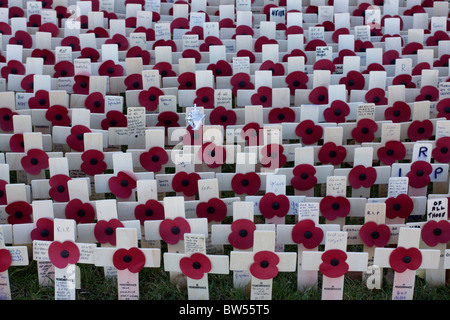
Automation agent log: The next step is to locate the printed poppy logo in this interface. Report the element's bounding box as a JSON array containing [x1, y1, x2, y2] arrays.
[[21, 74, 35, 93], [98, 60, 124, 77], [320, 196, 351, 221], [140, 146, 168, 173], [291, 219, 324, 249], [282, 49, 307, 63], [259, 193, 290, 219], [318, 142, 346, 166], [323, 100, 350, 123], [291, 164, 317, 191], [230, 73, 255, 96], [309, 86, 328, 105], [6, 201, 32, 225], [362, 63, 385, 74], [8, 134, 22, 151], [432, 137, 450, 163], [179, 253, 212, 280], [241, 122, 262, 146], [153, 62, 176, 78], [31, 49, 55, 65], [73, 75, 90, 94], [285, 71, 309, 95], [348, 165, 377, 189], [351, 118, 378, 143], [79, 47, 100, 62], [172, 171, 201, 197], [66, 125, 91, 152], [319, 249, 349, 278], [254, 36, 278, 52], [48, 241, 80, 269], [382, 50, 400, 65], [21, 148, 49, 175], [209, 106, 237, 128], [30, 218, 54, 241], [94, 219, 124, 246], [0, 179, 7, 205], [61, 36, 80, 51], [65, 198, 95, 224], [0, 108, 17, 132], [295, 120, 323, 145], [159, 217, 191, 245], [196, 198, 227, 223], [194, 87, 215, 109], [251, 86, 272, 108], [377, 140, 406, 165], [207, 60, 232, 78], [199, 142, 226, 169], [231, 172, 261, 195], [108, 171, 137, 199], [181, 49, 201, 63], [406, 161, 433, 189], [260, 143, 286, 170], [49, 174, 71, 202], [260, 60, 285, 76], [101, 110, 127, 130], [305, 39, 327, 51], [53, 61, 74, 78], [0, 249, 12, 273], [134, 199, 164, 225], [359, 222, 390, 248], [354, 40, 373, 53], [45, 105, 71, 127], [84, 91, 105, 113], [139, 86, 164, 111], [268, 107, 295, 124], [365, 88, 388, 105], [1, 60, 25, 80], [228, 219, 256, 250], [156, 111, 180, 134], [80, 149, 107, 176], [113, 247, 146, 273], [389, 246, 422, 273], [385, 194, 414, 220], [407, 120, 433, 142], [178, 72, 196, 90], [415, 85, 439, 102], [384, 101, 411, 123], [433, 54, 450, 68], [421, 220, 450, 247], [126, 46, 151, 65], [250, 251, 280, 280], [339, 71, 365, 92], [9, 30, 32, 48]]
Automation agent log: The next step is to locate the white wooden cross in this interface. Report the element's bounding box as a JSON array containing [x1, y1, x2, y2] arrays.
[[164, 233, 229, 300], [302, 231, 369, 300], [94, 227, 161, 300], [229, 230, 297, 300], [373, 227, 441, 300]]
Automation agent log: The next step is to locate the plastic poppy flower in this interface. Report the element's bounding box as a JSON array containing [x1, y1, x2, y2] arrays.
[[86, 27, 109, 38], [79, 47, 100, 62], [359, 221, 390, 247], [352, 2, 371, 17], [49, 174, 71, 202], [21, 74, 34, 93], [319, 249, 349, 278], [199, 36, 223, 52], [196, 198, 227, 223], [333, 49, 357, 65], [354, 40, 373, 53], [407, 120, 433, 142], [177, 72, 196, 90], [381, 14, 403, 30], [0, 22, 11, 35], [48, 241, 80, 269], [138, 86, 164, 111], [182, 125, 203, 146], [31, 49, 55, 65], [140, 147, 168, 173], [309, 86, 328, 105], [385, 194, 414, 220], [108, 171, 137, 198], [84, 91, 105, 113], [9, 131, 23, 149], [259, 60, 285, 76], [124, 74, 143, 90], [433, 54, 450, 68], [98, 60, 124, 77], [241, 122, 262, 146], [0, 108, 17, 132], [170, 17, 189, 33], [125, 46, 151, 65], [259, 192, 290, 219], [113, 247, 146, 273], [285, 71, 309, 96], [21, 148, 49, 175], [415, 85, 439, 102], [320, 195, 351, 221], [421, 220, 450, 247], [80, 149, 107, 176], [101, 110, 127, 130], [134, 26, 155, 41], [254, 36, 278, 52], [234, 25, 254, 38], [66, 125, 91, 152], [1, 60, 25, 80], [207, 60, 232, 78], [61, 36, 80, 51], [362, 63, 385, 74], [9, 30, 32, 48], [412, 62, 431, 76], [377, 140, 406, 165], [231, 172, 261, 195], [209, 106, 236, 128], [65, 198, 95, 224], [284, 25, 303, 37], [432, 137, 450, 163], [185, 25, 204, 40], [384, 101, 411, 123], [348, 165, 377, 189], [305, 39, 327, 51], [125, 17, 137, 28], [172, 171, 200, 197], [365, 88, 387, 105], [331, 28, 350, 43], [73, 75, 90, 94], [94, 219, 124, 246], [45, 105, 71, 127], [0, 179, 7, 205], [250, 251, 280, 280], [351, 118, 378, 143], [6, 201, 33, 224], [406, 161, 433, 188], [230, 73, 254, 96], [339, 71, 365, 92], [313, 59, 336, 73], [228, 219, 256, 250], [282, 49, 307, 63], [199, 142, 226, 169], [181, 49, 201, 63], [27, 14, 41, 27], [437, 98, 450, 120], [404, 4, 426, 16], [156, 111, 180, 134], [251, 86, 272, 108], [180, 253, 211, 280], [291, 164, 317, 191], [402, 42, 423, 55], [134, 199, 164, 225], [260, 143, 286, 170], [389, 246, 422, 273], [194, 87, 215, 109], [268, 107, 296, 123], [159, 217, 191, 245], [323, 100, 350, 123], [153, 62, 176, 78], [382, 50, 400, 65], [295, 120, 323, 145], [0, 249, 11, 273], [9, 6, 25, 19], [318, 142, 346, 165], [30, 218, 54, 241], [291, 219, 324, 249], [53, 61, 74, 78]]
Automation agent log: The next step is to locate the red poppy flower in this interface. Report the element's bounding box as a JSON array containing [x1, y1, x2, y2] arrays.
[[0, 249, 11, 273], [309, 86, 328, 105], [179, 253, 211, 280], [113, 247, 146, 273], [331, 28, 349, 44], [125, 17, 137, 28], [291, 164, 317, 191], [285, 25, 304, 35], [254, 36, 278, 52], [1, 60, 25, 80], [125, 46, 151, 65], [407, 120, 433, 142], [79, 47, 100, 62], [139, 86, 164, 111], [362, 63, 385, 74], [170, 17, 190, 33], [305, 5, 318, 13], [65, 198, 95, 224], [73, 75, 90, 94], [199, 142, 226, 169], [94, 219, 124, 245], [234, 25, 254, 38], [383, 50, 400, 65], [7, 132, 21, 149], [354, 40, 373, 53], [320, 196, 350, 221], [101, 110, 127, 130], [80, 149, 106, 176], [415, 85, 439, 102], [241, 122, 262, 146], [0, 22, 11, 35], [135, 199, 164, 225], [159, 217, 191, 245], [333, 49, 357, 65], [84, 91, 104, 113], [134, 27, 156, 41], [389, 246, 422, 273], [268, 107, 295, 123], [384, 101, 411, 123], [0, 108, 16, 132], [259, 60, 285, 76], [0, 179, 7, 205], [231, 172, 261, 195], [207, 60, 232, 78], [21, 148, 49, 175], [156, 111, 180, 134], [124, 74, 143, 91], [140, 147, 168, 173], [228, 219, 256, 250], [291, 219, 323, 249], [433, 54, 450, 68], [377, 140, 406, 165], [9, 30, 32, 48], [9, 6, 25, 19], [53, 61, 74, 78], [323, 100, 350, 123], [339, 71, 365, 92], [352, 2, 371, 17], [406, 161, 433, 188], [108, 171, 137, 198], [365, 88, 388, 105], [31, 49, 55, 65], [260, 143, 286, 170], [295, 120, 323, 145], [6, 201, 33, 225], [421, 220, 450, 247], [28, 90, 49, 110], [285, 71, 308, 95], [437, 98, 450, 120], [181, 49, 201, 63], [48, 241, 80, 269], [21, 74, 34, 93], [359, 221, 390, 247], [45, 105, 71, 126], [66, 125, 91, 152], [381, 14, 403, 30], [259, 193, 290, 219], [318, 142, 346, 166], [194, 87, 215, 109], [172, 171, 200, 197], [313, 59, 336, 73], [402, 42, 423, 55], [305, 39, 327, 51], [250, 250, 280, 280], [404, 5, 426, 16], [49, 174, 71, 202], [86, 27, 109, 38], [381, 34, 403, 46], [185, 25, 204, 40], [230, 73, 254, 96], [351, 118, 378, 143], [432, 137, 450, 163], [348, 165, 377, 189], [385, 194, 414, 219], [30, 218, 54, 241], [282, 49, 307, 63], [182, 125, 203, 146], [153, 62, 176, 78], [251, 86, 272, 108], [412, 62, 431, 76], [61, 36, 80, 51], [319, 249, 349, 278], [178, 72, 196, 90], [199, 36, 223, 52], [98, 60, 123, 77], [196, 198, 227, 223], [209, 106, 236, 128]]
